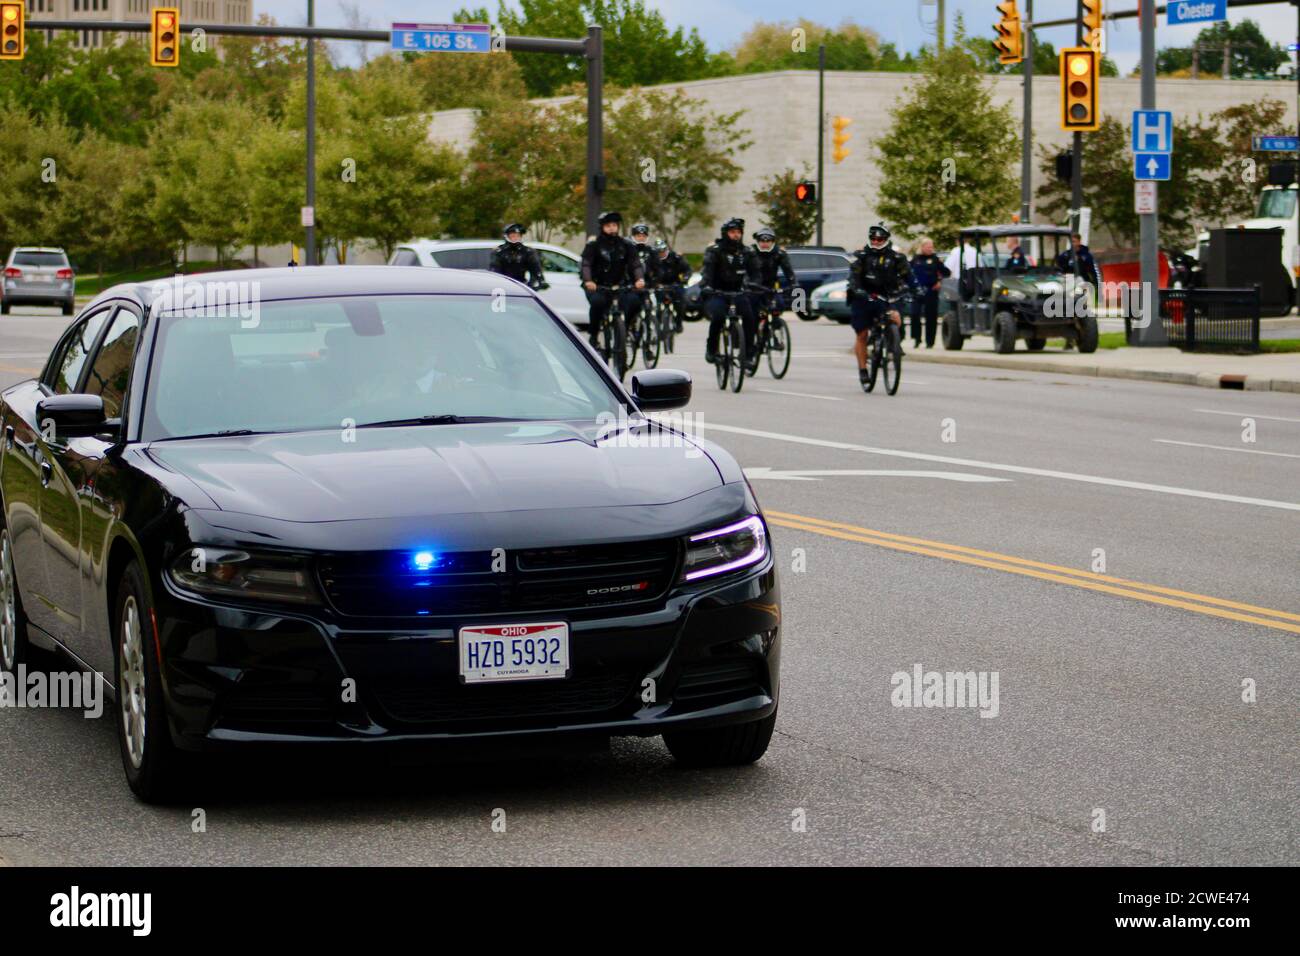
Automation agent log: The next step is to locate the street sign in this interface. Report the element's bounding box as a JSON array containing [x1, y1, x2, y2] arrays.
[[1135, 181, 1157, 215], [390, 22, 492, 53], [1135, 153, 1172, 180], [1132, 110, 1173, 154], [301, 206, 315, 228], [1253, 135, 1300, 151], [1167, 0, 1226, 26]]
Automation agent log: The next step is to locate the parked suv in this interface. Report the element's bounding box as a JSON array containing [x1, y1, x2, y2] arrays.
[[390, 238, 590, 328], [2, 247, 76, 315]]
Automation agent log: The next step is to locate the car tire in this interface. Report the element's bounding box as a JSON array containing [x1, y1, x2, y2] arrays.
[[797, 310, 817, 322], [0, 300, 9, 316], [62, 301, 74, 316], [0, 525, 30, 679], [1026, 336, 1047, 351], [114, 560, 195, 804], [941, 312, 965, 350], [1076, 315, 1099, 353], [993, 312, 1017, 354], [664, 709, 777, 767]]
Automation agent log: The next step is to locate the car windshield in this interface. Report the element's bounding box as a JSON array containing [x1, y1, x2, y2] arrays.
[[143, 294, 621, 441], [1257, 188, 1296, 219]]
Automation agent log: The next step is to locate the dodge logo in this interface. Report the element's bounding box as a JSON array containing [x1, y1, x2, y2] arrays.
[[587, 581, 650, 596]]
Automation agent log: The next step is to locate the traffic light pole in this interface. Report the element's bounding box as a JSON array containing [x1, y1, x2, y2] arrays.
[[305, 0, 316, 266], [816, 43, 825, 248], [1070, 2, 1083, 237], [1020, 0, 1033, 225], [1138, 0, 1167, 343]]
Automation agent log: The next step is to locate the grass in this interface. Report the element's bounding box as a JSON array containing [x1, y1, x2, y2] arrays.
[[1042, 334, 1300, 353], [1044, 332, 1126, 349], [75, 261, 226, 297]]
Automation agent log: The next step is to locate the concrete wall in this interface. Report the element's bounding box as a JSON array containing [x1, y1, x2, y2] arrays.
[[427, 70, 1296, 256]]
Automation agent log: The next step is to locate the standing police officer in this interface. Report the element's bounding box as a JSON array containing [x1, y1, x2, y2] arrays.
[[848, 224, 914, 386], [908, 237, 950, 349], [580, 211, 645, 348], [489, 222, 548, 290], [700, 217, 762, 364]]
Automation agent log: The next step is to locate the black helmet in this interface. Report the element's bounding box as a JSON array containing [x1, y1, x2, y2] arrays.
[[598, 210, 623, 226], [753, 228, 776, 242], [868, 223, 891, 244], [503, 222, 525, 239], [630, 222, 650, 237], [721, 217, 745, 235], [652, 239, 668, 252]]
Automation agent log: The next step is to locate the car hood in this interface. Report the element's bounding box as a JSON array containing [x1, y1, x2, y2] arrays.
[[146, 420, 724, 523]]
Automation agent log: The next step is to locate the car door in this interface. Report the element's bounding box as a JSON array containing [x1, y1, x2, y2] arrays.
[[33, 307, 114, 663]]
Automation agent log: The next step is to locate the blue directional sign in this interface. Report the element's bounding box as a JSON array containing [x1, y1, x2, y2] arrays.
[[1132, 110, 1173, 154], [1167, 0, 1227, 26], [1253, 135, 1300, 152], [391, 22, 492, 53], [1135, 153, 1172, 181]]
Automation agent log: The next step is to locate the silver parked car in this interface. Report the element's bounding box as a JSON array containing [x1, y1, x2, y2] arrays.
[[389, 239, 590, 329], [2, 247, 76, 315]]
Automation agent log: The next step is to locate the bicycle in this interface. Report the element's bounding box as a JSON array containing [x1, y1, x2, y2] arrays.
[[861, 293, 908, 396], [708, 288, 756, 393], [592, 285, 630, 380], [750, 291, 792, 380], [656, 286, 683, 356], [638, 289, 661, 370]]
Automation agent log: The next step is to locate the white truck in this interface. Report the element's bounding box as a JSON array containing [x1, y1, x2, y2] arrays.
[[1192, 183, 1299, 290]]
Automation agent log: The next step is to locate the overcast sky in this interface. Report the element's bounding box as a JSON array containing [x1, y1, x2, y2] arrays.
[[257, 1, 1300, 76]]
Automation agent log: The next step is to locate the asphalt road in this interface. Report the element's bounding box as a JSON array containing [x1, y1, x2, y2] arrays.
[[1, 304, 1296, 866]]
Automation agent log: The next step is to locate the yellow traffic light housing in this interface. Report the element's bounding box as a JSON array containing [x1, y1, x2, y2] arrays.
[[151, 7, 181, 68], [994, 1, 1022, 65], [0, 2, 24, 61], [831, 116, 852, 165], [1060, 47, 1100, 132], [1082, 0, 1104, 53]]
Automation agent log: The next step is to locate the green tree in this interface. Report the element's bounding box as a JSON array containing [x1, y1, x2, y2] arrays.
[[729, 20, 882, 73], [752, 169, 818, 246], [875, 31, 1020, 247], [1156, 19, 1287, 77], [1205, 99, 1293, 224]]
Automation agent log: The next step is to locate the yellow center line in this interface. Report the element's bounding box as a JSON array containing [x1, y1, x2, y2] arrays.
[[767, 514, 1300, 637]]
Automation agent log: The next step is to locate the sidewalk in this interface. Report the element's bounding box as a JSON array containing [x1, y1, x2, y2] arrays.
[[908, 344, 1300, 393]]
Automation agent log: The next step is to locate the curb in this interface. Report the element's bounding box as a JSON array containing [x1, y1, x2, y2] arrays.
[[906, 351, 1300, 393]]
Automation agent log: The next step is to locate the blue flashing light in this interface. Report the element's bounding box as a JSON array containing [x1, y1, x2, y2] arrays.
[[411, 550, 437, 571]]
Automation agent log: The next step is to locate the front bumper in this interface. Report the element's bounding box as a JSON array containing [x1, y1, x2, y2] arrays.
[[153, 559, 780, 751]]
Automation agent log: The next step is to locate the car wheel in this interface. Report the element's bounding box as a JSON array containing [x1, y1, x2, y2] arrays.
[[797, 309, 817, 322], [62, 301, 74, 316], [114, 560, 194, 803], [1026, 336, 1047, 351], [941, 312, 965, 350], [0, 300, 9, 316], [0, 526, 29, 677], [993, 312, 1017, 354], [1076, 315, 1099, 353], [664, 709, 777, 767]]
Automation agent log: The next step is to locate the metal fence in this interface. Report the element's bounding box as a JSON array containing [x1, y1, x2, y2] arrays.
[[1156, 287, 1262, 352]]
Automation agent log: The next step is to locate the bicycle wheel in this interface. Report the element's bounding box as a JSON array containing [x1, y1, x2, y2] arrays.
[[767, 316, 791, 379], [609, 313, 628, 380], [728, 316, 746, 393], [864, 335, 880, 393], [623, 316, 639, 374], [660, 303, 675, 354], [884, 323, 902, 395], [642, 309, 661, 368], [714, 321, 731, 390]]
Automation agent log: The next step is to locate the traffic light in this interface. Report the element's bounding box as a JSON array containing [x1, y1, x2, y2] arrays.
[[150, 7, 180, 68], [994, 1, 1022, 65], [1060, 47, 1100, 132], [795, 181, 817, 206], [1081, 0, 1104, 53], [1054, 151, 1073, 182], [0, 3, 23, 61], [831, 116, 852, 164]]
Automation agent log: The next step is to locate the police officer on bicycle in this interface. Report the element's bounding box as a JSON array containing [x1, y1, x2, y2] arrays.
[[652, 239, 691, 333], [627, 223, 656, 332], [489, 222, 548, 290], [581, 211, 645, 348], [701, 218, 762, 365], [849, 223, 914, 386], [752, 228, 798, 316]]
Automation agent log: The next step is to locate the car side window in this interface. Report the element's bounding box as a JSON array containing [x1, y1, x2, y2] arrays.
[[787, 254, 817, 270], [431, 249, 493, 270], [391, 248, 420, 266], [49, 310, 109, 395], [83, 308, 141, 419], [538, 250, 580, 274]]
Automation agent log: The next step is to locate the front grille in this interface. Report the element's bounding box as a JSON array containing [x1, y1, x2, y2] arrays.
[[674, 659, 763, 703], [217, 683, 337, 729], [374, 672, 636, 725], [318, 539, 679, 619]]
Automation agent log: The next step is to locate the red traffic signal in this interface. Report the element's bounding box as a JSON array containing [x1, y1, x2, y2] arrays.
[[151, 7, 180, 68], [795, 181, 817, 206]]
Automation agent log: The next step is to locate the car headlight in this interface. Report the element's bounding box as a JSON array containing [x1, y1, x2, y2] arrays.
[[1002, 289, 1027, 301], [170, 548, 320, 604], [681, 515, 768, 582], [828, 289, 847, 301]]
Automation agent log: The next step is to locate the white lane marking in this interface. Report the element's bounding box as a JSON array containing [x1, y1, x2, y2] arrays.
[[752, 388, 844, 401], [1194, 409, 1300, 424], [1154, 439, 1300, 460], [744, 467, 1009, 482], [701, 421, 1300, 512]]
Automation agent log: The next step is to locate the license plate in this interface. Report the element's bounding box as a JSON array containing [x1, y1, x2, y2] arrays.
[[34, 275, 53, 283], [458, 622, 569, 684]]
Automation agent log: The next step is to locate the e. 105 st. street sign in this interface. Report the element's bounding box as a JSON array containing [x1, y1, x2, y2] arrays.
[[391, 22, 493, 53]]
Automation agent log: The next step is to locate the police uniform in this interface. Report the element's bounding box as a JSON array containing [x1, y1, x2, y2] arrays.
[[580, 231, 644, 342], [489, 240, 545, 289], [752, 244, 797, 314], [701, 225, 762, 358], [908, 250, 951, 347], [848, 244, 913, 333]]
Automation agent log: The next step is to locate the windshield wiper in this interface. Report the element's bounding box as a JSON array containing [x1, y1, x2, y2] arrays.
[[356, 415, 516, 429], [157, 428, 279, 441]]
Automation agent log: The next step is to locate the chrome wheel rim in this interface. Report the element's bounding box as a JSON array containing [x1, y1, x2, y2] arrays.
[[1, 531, 16, 671], [118, 596, 147, 769]]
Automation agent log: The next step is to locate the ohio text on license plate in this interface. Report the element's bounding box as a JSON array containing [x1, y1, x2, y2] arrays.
[[458, 622, 569, 684]]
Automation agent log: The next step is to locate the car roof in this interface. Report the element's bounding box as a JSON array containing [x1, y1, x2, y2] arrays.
[[102, 266, 538, 311], [9, 247, 67, 254], [400, 238, 578, 256], [961, 225, 1073, 238], [786, 246, 850, 254]]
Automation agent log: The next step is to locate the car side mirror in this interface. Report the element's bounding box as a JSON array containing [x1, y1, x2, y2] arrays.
[[630, 369, 691, 411], [36, 394, 108, 439]]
